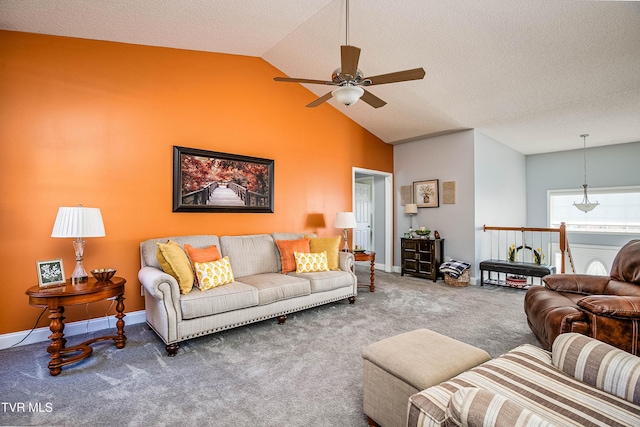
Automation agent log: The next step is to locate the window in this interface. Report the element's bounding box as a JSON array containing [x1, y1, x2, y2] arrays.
[[548, 186, 640, 234]]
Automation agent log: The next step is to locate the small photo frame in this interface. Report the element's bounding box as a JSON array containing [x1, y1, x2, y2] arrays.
[[413, 179, 439, 208], [36, 259, 66, 288]]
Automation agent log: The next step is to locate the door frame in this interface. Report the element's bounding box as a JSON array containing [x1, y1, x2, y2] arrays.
[[354, 177, 374, 252], [352, 167, 393, 272]]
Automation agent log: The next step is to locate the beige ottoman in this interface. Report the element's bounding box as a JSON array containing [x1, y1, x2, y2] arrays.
[[362, 329, 491, 427]]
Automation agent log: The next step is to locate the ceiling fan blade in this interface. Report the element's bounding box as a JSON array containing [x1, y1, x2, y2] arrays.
[[274, 77, 335, 85], [306, 92, 333, 108], [364, 67, 426, 85], [360, 89, 387, 108], [341, 45, 361, 80]]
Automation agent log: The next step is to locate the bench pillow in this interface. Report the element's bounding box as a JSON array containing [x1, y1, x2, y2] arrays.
[[552, 333, 640, 404], [446, 387, 553, 427]]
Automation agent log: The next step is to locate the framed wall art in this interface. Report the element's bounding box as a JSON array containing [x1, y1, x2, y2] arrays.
[[36, 259, 66, 288], [173, 146, 274, 213], [413, 179, 439, 208]]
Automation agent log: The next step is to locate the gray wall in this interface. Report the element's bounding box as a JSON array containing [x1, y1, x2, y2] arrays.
[[474, 131, 527, 275], [393, 130, 476, 270], [526, 140, 640, 247]]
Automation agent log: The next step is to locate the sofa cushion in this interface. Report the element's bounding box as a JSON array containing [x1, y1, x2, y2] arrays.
[[408, 343, 640, 427], [294, 251, 330, 273], [308, 236, 341, 270], [193, 257, 235, 291], [219, 234, 279, 278], [290, 270, 354, 293], [275, 238, 310, 274], [236, 273, 311, 305], [445, 388, 553, 427], [156, 240, 194, 294], [179, 281, 259, 319], [552, 332, 640, 404]]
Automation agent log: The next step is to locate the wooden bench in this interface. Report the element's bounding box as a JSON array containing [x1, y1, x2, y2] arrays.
[[479, 259, 556, 288]]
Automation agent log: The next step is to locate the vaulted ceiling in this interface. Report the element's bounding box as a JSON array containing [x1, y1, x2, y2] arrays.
[[2, 0, 639, 154]]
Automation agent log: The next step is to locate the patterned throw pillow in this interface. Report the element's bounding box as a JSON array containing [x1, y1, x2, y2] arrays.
[[308, 236, 341, 270], [193, 256, 235, 291], [294, 251, 330, 274], [156, 240, 195, 294]]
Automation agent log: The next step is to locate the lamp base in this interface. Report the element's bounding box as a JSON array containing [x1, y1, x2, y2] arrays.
[[342, 229, 350, 252], [71, 238, 89, 283]]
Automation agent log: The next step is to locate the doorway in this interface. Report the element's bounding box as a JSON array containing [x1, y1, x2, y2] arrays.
[[352, 167, 393, 272]]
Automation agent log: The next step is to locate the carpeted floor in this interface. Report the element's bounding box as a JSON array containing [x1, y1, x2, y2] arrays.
[[0, 266, 540, 427]]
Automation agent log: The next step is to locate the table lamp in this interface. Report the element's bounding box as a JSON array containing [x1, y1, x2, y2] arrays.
[[404, 203, 418, 236], [334, 212, 357, 252], [51, 205, 106, 283]]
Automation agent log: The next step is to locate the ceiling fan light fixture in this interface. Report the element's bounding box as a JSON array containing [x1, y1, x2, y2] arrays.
[[332, 85, 364, 106]]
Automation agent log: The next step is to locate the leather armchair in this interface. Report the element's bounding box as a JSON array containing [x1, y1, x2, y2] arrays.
[[524, 239, 640, 355]]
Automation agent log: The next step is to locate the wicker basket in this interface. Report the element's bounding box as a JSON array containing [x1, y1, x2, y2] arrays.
[[444, 269, 470, 287]]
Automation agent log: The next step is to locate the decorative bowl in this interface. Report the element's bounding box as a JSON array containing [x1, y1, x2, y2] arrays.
[[91, 268, 116, 282], [414, 229, 431, 238]]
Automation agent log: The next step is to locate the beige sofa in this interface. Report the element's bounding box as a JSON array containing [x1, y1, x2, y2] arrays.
[[408, 333, 640, 427], [139, 233, 357, 356]]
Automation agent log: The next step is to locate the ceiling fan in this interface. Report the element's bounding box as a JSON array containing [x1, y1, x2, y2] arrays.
[[273, 0, 425, 108]]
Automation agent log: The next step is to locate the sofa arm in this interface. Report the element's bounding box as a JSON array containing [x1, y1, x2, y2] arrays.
[[577, 295, 640, 319], [543, 274, 610, 295], [138, 266, 182, 319], [338, 251, 355, 272], [552, 333, 640, 404]]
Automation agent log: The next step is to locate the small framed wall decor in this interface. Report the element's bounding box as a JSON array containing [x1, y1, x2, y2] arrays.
[[413, 179, 439, 208], [36, 259, 66, 288]]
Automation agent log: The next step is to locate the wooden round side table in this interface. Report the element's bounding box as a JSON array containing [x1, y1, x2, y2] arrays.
[[25, 277, 126, 376], [354, 251, 376, 292]]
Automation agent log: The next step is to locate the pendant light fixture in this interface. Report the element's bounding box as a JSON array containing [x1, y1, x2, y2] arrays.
[[573, 134, 599, 213]]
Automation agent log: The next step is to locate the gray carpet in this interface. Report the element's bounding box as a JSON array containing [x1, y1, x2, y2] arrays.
[[0, 267, 540, 427]]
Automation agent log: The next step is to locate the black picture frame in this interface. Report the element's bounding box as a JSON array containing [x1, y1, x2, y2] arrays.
[[173, 146, 274, 213]]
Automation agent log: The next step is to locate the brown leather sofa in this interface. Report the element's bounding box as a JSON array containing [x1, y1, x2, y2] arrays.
[[524, 239, 640, 355]]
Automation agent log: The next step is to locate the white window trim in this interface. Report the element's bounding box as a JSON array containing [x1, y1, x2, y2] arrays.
[[547, 185, 640, 236]]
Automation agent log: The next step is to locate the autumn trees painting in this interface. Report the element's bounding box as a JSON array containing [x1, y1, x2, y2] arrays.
[[173, 146, 274, 213]]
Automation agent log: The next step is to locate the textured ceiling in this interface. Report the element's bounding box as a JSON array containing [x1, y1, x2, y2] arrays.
[[1, 0, 639, 154]]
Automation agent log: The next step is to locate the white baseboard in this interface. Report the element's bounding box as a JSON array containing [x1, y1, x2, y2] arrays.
[[0, 310, 146, 350]]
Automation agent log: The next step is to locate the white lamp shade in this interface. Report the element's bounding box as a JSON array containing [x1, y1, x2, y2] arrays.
[[51, 206, 106, 238], [404, 204, 418, 214], [334, 212, 357, 229], [332, 85, 364, 106]]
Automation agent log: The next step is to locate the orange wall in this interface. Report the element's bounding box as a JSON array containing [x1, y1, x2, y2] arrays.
[[0, 31, 393, 335]]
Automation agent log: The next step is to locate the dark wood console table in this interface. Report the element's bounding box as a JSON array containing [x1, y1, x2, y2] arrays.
[[25, 277, 126, 376], [401, 238, 444, 282]]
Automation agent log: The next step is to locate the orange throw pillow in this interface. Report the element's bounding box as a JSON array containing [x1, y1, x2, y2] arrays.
[[276, 238, 311, 274], [184, 244, 221, 263]]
